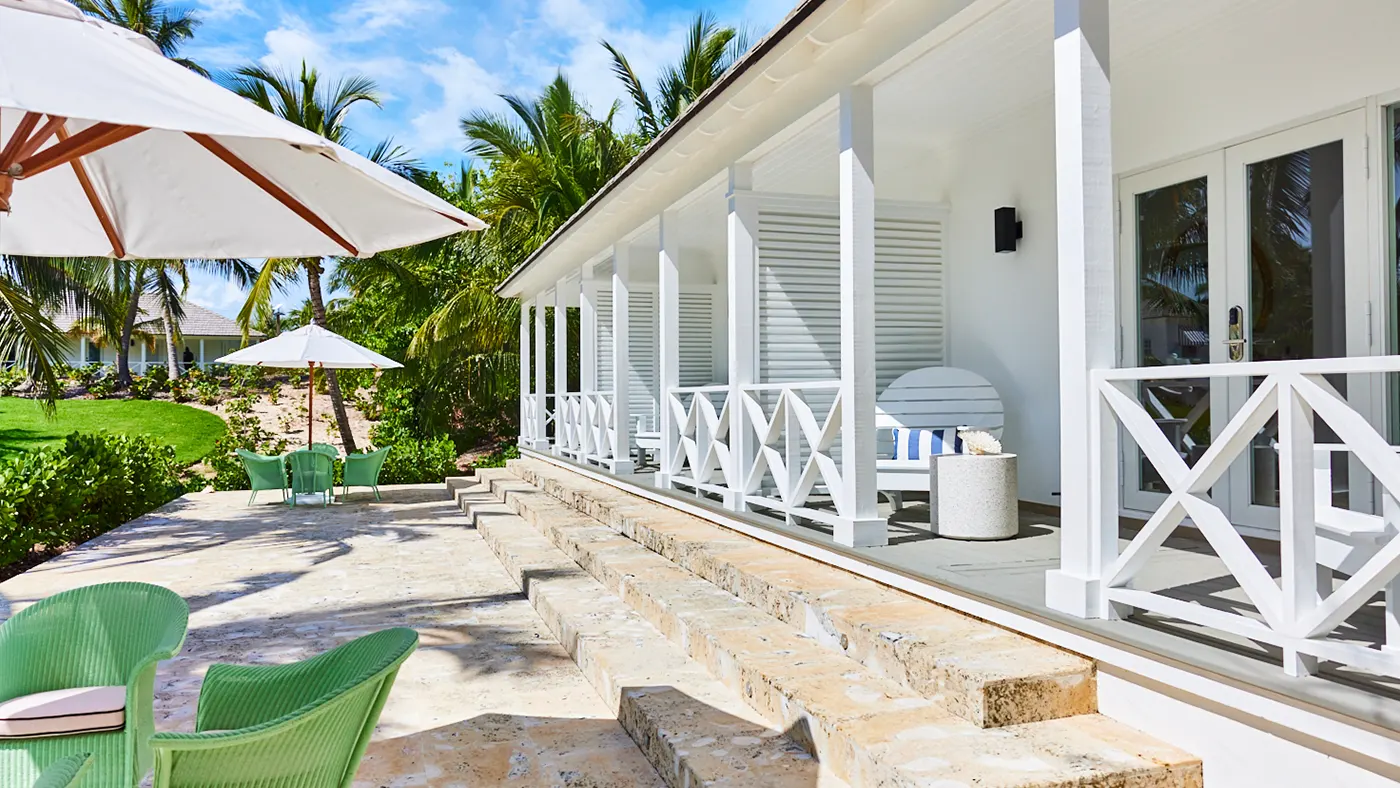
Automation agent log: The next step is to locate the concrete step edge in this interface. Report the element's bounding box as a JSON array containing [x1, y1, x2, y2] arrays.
[[506, 458, 1096, 729], [452, 474, 850, 788], [480, 469, 1203, 788]]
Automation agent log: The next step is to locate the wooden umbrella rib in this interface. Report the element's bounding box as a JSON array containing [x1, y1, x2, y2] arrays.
[[15, 115, 69, 163], [58, 124, 126, 259], [187, 132, 360, 257], [15, 123, 146, 179], [0, 112, 41, 168]]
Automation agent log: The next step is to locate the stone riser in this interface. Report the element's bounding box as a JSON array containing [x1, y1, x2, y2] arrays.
[[480, 470, 1202, 788], [450, 478, 848, 788], [508, 459, 1096, 729]]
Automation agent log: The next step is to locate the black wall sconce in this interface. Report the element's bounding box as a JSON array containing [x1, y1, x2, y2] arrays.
[[994, 206, 1022, 253]]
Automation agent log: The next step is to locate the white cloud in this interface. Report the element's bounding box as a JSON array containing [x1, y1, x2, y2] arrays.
[[198, 0, 253, 21], [333, 0, 448, 40], [408, 48, 505, 155]]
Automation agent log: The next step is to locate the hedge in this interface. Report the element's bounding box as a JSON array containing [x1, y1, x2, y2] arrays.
[[0, 432, 186, 567]]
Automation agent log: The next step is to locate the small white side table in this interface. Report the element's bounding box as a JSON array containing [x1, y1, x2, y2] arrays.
[[930, 453, 1019, 540]]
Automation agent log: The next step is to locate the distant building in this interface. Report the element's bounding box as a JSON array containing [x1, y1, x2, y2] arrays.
[[53, 295, 263, 373]]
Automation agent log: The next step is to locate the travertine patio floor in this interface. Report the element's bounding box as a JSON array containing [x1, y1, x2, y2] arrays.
[[0, 485, 664, 787]]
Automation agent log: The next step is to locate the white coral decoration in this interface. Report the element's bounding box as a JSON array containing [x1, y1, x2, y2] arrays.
[[958, 429, 1002, 456]]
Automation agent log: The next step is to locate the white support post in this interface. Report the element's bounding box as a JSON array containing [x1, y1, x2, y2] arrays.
[[835, 85, 887, 548], [612, 246, 635, 474], [137, 339, 145, 374], [580, 263, 598, 461], [726, 163, 757, 511], [198, 338, 205, 370], [533, 291, 550, 451], [1279, 379, 1319, 676], [79, 336, 88, 367], [554, 279, 570, 457], [658, 210, 681, 488], [1045, 0, 1118, 619], [519, 303, 531, 446]]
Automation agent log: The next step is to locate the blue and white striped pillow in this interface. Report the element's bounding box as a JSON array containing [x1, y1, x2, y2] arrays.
[[891, 428, 961, 460]]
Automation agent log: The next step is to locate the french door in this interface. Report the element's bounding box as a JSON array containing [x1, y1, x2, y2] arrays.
[[1120, 110, 1376, 533]]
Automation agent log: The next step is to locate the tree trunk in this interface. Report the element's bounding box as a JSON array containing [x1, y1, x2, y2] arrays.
[[305, 260, 358, 453], [116, 274, 143, 387], [162, 304, 180, 380]]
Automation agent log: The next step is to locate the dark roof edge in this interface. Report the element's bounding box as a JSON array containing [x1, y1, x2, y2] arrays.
[[495, 0, 830, 296]]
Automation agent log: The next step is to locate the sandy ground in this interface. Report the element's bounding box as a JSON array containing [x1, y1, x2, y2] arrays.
[[189, 381, 375, 451], [0, 485, 663, 787]]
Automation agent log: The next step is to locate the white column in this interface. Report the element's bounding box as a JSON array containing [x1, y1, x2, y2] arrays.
[[533, 290, 551, 451], [726, 164, 757, 511], [612, 246, 635, 474], [137, 340, 145, 373], [519, 303, 531, 446], [658, 210, 681, 488], [79, 336, 88, 366], [198, 338, 205, 370], [1044, 0, 1118, 619], [835, 85, 886, 548], [580, 263, 598, 461], [554, 278, 570, 457]]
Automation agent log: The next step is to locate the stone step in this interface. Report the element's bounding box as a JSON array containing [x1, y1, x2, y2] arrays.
[[507, 458, 1094, 729], [479, 468, 1202, 788], [447, 476, 849, 788]]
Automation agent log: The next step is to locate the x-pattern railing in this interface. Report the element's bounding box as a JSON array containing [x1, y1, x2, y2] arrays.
[[583, 390, 616, 464], [521, 393, 538, 443], [665, 385, 733, 493], [1096, 358, 1400, 678], [739, 381, 846, 526], [555, 393, 585, 457]]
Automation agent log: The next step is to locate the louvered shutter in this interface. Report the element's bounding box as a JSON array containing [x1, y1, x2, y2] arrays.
[[757, 198, 946, 389], [679, 290, 717, 387], [629, 290, 659, 431], [596, 290, 613, 387]]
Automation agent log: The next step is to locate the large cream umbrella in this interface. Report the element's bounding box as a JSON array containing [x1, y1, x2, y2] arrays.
[[217, 324, 401, 447], [0, 0, 485, 258]]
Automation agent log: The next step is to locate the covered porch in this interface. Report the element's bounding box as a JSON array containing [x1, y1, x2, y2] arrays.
[[503, 0, 1400, 744]]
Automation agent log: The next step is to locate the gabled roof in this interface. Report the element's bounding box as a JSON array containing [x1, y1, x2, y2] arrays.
[[53, 295, 262, 338]]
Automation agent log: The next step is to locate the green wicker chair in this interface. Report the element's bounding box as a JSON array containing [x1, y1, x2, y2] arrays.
[[235, 449, 287, 505], [287, 450, 334, 507], [342, 447, 390, 501], [0, 583, 189, 788], [309, 443, 339, 460], [149, 628, 418, 788], [33, 753, 92, 788]]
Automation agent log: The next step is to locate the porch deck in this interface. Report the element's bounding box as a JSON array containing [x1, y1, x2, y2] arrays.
[[607, 466, 1400, 731]]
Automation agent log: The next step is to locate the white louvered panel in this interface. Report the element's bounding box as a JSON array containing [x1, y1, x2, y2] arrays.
[[679, 291, 716, 387], [596, 289, 613, 387], [757, 202, 945, 390], [630, 290, 659, 432]]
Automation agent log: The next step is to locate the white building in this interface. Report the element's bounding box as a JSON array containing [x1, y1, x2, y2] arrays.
[[54, 295, 260, 373], [502, 1, 1400, 784]]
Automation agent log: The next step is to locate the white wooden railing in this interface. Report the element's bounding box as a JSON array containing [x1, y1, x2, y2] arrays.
[[582, 390, 616, 464], [664, 385, 733, 495], [555, 392, 586, 458], [1093, 357, 1400, 678], [739, 381, 847, 527], [520, 393, 557, 447]]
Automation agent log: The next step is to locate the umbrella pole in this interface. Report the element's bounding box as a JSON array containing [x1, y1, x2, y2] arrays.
[[308, 362, 314, 447]]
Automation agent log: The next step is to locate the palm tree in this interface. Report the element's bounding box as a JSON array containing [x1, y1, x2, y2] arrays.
[[0, 257, 114, 407], [73, 0, 207, 75], [226, 61, 423, 452], [603, 13, 747, 141]]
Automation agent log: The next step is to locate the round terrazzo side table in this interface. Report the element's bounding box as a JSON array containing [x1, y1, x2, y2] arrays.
[[929, 452, 1019, 540]]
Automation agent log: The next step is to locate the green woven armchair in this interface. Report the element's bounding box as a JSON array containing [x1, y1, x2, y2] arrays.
[[236, 449, 287, 505], [342, 447, 389, 501], [308, 442, 339, 460], [0, 583, 189, 788], [149, 628, 418, 788], [287, 450, 334, 507], [33, 753, 92, 788]]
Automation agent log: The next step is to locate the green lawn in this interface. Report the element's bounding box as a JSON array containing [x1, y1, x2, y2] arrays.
[[0, 398, 226, 465]]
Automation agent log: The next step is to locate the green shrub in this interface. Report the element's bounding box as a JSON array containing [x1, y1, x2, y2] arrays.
[[207, 414, 289, 491], [0, 367, 25, 396], [266, 385, 281, 406], [469, 442, 520, 470], [128, 375, 161, 400], [0, 433, 184, 567], [146, 364, 170, 387], [376, 434, 458, 485], [224, 395, 256, 416], [87, 376, 115, 398], [229, 365, 262, 388], [72, 363, 105, 387], [195, 380, 220, 406]]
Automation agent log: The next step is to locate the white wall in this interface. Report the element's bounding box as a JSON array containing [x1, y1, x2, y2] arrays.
[[945, 99, 1061, 506]]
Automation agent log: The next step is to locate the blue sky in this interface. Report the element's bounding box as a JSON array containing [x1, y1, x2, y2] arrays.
[[182, 0, 792, 319]]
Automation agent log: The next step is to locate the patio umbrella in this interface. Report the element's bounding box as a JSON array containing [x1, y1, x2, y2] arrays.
[[0, 0, 485, 259], [216, 324, 401, 446]]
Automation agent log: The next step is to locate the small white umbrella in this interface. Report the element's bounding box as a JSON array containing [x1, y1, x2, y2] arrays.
[[0, 0, 485, 259], [217, 324, 401, 446]]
